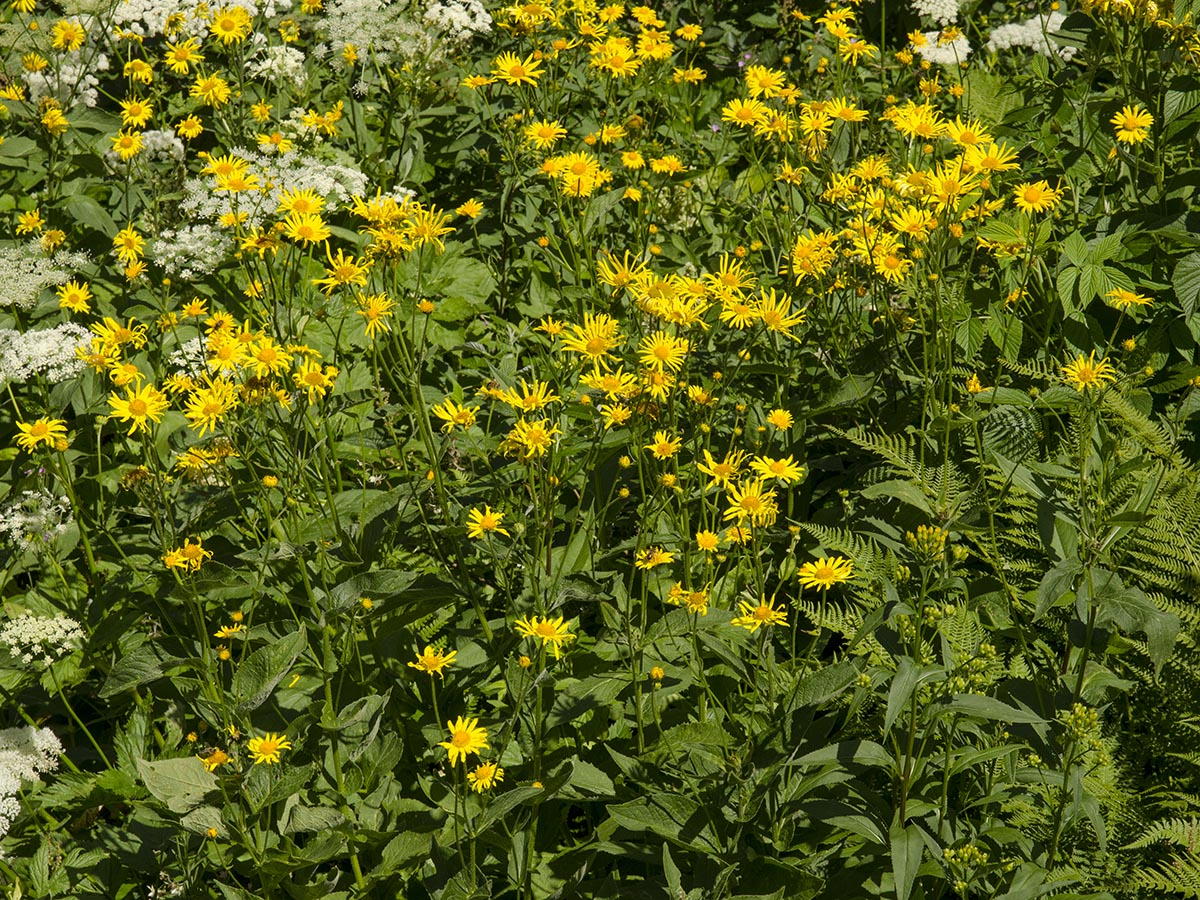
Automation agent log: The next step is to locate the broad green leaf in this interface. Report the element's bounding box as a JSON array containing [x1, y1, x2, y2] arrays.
[[795, 740, 892, 769], [137, 757, 217, 814], [280, 802, 345, 835], [885, 658, 923, 736], [475, 764, 572, 836], [934, 694, 1045, 723], [100, 644, 196, 698], [1174, 251, 1200, 316], [607, 793, 722, 853], [986, 309, 1023, 360], [180, 805, 224, 836], [1062, 231, 1089, 267], [861, 479, 934, 515], [231, 627, 307, 712], [1035, 561, 1082, 619], [64, 194, 117, 237], [891, 822, 924, 900], [787, 659, 863, 713], [663, 845, 684, 899]]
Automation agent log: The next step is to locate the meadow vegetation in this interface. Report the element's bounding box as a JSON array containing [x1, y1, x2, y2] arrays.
[[3, 0, 1200, 897]]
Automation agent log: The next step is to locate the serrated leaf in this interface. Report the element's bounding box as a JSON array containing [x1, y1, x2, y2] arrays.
[[786, 659, 862, 713]]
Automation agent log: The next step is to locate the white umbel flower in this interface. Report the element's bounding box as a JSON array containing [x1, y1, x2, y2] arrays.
[[0, 490, 74, 552], [0, 614, 84, 667], [914, 31, 973, 64], [988, 12, 1077, 59], [0, 726, 62, 841], [912, 0, 961, 26]]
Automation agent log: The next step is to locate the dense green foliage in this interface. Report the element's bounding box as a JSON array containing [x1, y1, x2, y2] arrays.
[[4, 0, 1200, 898]]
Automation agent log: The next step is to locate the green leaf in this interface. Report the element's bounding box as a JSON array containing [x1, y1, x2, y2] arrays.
[[1057, 266, 1079, 311], [231, 627, 307, 712], [1036, 561, 1082, 619], [280, 802, 345, 835], [1174, 252, 1200, 316], [935, 694, 1045, 723], [564, 759, 615, 797], [378, 831, 433, 874], [1086, 572, 1179, 672], [63, 194, 117, 237], [583, 188, 624, 236], [546, 674, 625, 727], [136, 757, 218, 814], [180, 805, 225, 836], [860, 479, 934, 515], [891, 822, 924, 900], [986, 309, 1023, 360], [786, 659, 862, 713], [475, 764, 572, 836], [1165, 75, 1200, 125], [1062, 231, 1089, 268], [100, 643, 195, 698], [885, 658, 923, 736], [663, 845, 684, 899], [607, 793, 722, 853], [795, 740, 892, 769], [955, 317, 985, 359], [1077, 263, 1111, 302]]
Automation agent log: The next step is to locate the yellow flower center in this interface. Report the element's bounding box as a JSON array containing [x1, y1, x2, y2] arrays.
[[451, 730, 471, 748], [129, 399, 148, 416]]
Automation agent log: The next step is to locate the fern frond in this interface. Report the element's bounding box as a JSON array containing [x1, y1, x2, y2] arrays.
[[1122, 818, 1200, 851], [797, 521, 897, 586], [1131, 855, 1200, 897]]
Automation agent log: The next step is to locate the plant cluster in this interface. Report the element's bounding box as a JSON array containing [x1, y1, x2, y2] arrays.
[[3, 0, 1200, 897]]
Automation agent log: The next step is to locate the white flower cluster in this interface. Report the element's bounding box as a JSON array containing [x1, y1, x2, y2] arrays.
[[915, 31, 973, 64], [0, 242, 91, 310], [424, 0, 492, 41], [180, 149, 368, 229], [322, 0, 487, 66], [23, 53, 109, 110], [912, 0, 961, 25], [0, 322, 90, 384], [169, 335, 209, 378], [0, 489, 74, 552], [247, 45, 309, 87], [988, 12, 1077, 59], [151, 225, 232, 279], [110, 0, 292, 38], [0, 726, 61, 842], [0, 613, 84, 667]]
